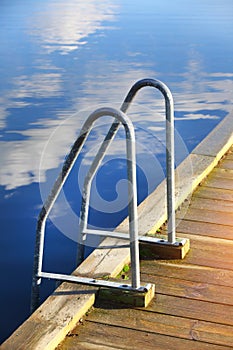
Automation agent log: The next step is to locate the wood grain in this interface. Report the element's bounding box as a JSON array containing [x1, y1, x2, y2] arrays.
[[57, 146, 233, 349]]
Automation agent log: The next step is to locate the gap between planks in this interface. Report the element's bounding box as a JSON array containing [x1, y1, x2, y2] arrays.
[[58, 315, 232, 350], [84, 303, 233, 347]]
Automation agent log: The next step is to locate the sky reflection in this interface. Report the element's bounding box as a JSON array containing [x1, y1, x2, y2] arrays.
[[1, 0, 233, 343], [0, 65, 232, 191], [28, 0, 118, 55], [1, 0, 232, 192]]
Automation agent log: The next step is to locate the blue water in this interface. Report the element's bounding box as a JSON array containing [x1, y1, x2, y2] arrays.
[[1, 0, 233, 343]]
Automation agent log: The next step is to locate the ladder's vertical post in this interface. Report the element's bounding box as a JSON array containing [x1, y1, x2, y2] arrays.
[[31, 215, 46, 312], [126, 125, 140, 289], [77, 108, 141, 287], [165, 92, 176, 244], [77, 78, 177, 270], [76, 185, 90, 266], [121, 78, 176, 244], [77, 108, 141, 288], [77, 122, 120, 266], [31, 129, 91, 313]]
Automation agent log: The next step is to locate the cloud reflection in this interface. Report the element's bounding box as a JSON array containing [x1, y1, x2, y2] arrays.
[[1, 21, 233, 192], [28, 0, 118, 54], [1, 66, 232, 191], [0, 63, 157, 190], [12, 73, 63, 98]]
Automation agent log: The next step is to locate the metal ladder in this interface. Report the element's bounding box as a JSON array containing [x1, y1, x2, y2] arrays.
[[31, 78, 186, 313]]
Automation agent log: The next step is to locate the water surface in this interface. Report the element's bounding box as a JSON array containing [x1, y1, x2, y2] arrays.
[[0, 0, 233, 343]]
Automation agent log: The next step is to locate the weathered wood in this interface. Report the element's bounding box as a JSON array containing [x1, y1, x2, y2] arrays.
[[194, 186, 233, 201], [86, 303, 233, 347], [224, 148, 233, 158], [177, 219, 233, 239], [224, 153, 233, 161], [176, 206, 233, 226], [148, 294, 233, 326], [57, 143, 233, 350], [140, 261, 233, 288], [219, 159, 233, 169], [1, 283, 96, 350], [175, 234, 233, 270], [97, 283, 155, 308], [188, 196, 233, 213], [61, 320, 229, 350], [211, 167, 233, 179], [139, 238, 190, 260], [203, 176, 233, 190], [57, 342, 120, 350], [142, 232, 233, 270], [226, 154, 233, 160], [142, 273, 233, 305]]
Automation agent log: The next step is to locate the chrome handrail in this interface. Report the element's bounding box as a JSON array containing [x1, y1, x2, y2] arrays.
[[31, 107, 142, 312], [78, 78, 175, 264], [31, 78, 177, 313]]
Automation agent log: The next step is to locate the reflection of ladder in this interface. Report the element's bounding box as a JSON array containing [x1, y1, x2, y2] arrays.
[[31, 78, 188, 313]]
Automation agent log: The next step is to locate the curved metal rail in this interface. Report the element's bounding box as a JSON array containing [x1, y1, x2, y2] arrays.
[[78, 78, 176, 269], [31, 78, 178, 313], [31, 107, 143, 312]]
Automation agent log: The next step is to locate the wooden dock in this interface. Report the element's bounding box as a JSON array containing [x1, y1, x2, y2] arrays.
[[56, 145, 233, 349]]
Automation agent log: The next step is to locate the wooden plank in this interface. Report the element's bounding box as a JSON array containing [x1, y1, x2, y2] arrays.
[[211, 167, 233, 179], [188, 196, 233, 213], [193, 186, 233, 201], [1, 283, 96, 350], [148, 294, 233, 326], [60, 319, 230, 350], [176, 207, 233, 226], [218, 148, 233, 163], [226, 152, 233, 158], [142, 273, 233, 305], [63, 343, 120, 350], [176, 219, 233, 239], [140, 261, 233, 288], [225, 146, 233, 154], [219, 159, 233, 170], [178, 232, 233, 252], [86, 304, 233, 347], [187, 245, 233, 270], [58, 145, 233, 350], [203, 176, 233, 190], [174, 233, 233, 270], [224, 153, 233, 161], [142, 233, 233, 270], [97, 283, 155, 308], [139, 238, 190, 260]]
